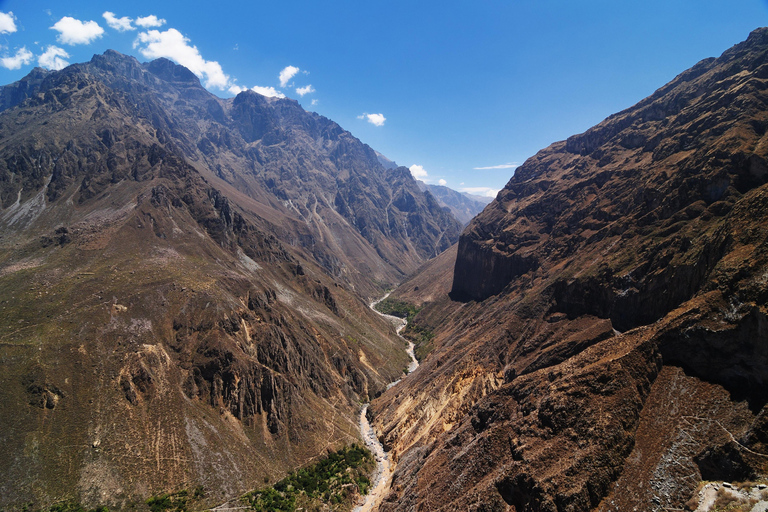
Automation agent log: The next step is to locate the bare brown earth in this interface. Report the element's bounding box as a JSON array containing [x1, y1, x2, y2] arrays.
[[389, 243, 458, 307], [372, 28, 768, 511], [0, 52, 460, 509]]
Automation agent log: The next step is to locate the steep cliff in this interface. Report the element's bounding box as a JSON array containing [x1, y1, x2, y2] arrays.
[[372, 27, 768, 512]]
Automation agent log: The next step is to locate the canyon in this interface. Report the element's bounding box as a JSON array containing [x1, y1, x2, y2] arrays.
[[355, 294, 419, 512], [1, 24, 768, 512]]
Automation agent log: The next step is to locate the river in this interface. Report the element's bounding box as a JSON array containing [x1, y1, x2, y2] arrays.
[[353, 293, 419, 512]]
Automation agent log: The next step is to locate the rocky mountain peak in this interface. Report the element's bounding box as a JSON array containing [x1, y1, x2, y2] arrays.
[[146, 57, 202, 86], [0, 66, 50, 112], [88, 49, 145, 82]]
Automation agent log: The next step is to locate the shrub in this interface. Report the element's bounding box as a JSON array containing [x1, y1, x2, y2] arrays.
[[374, 298, 418, 321], [243, 445, 375, 511]]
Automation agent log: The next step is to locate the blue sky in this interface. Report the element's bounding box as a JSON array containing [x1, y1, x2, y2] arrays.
[[0, 1, 766, 197]]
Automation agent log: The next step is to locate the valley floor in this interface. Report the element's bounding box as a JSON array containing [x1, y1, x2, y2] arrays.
[[353, 295, 419, 512]]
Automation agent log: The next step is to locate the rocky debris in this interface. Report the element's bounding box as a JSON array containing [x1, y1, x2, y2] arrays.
[[111, 303, 128, 314], [26, 383, 64, 409], [690, 481, 768, 512], [40, 227, 71, 247]]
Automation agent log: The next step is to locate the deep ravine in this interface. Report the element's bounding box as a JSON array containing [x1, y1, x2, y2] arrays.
[[353, 293, 419, 512]]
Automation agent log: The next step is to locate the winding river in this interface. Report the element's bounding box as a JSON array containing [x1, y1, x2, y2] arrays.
[[354, 293, 419, 512]]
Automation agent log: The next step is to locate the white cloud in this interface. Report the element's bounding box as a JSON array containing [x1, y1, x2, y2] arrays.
[[38, 46, 70, 70], [438, 179, 447, 186], [0, 47, 33, 70], [134, 28, 229, 89], [357, 113, 386, 127], [459, 186, 500, 198], [51, 17, 105, 45], [251, 85, 285, 98], [473, 162, 519, 170], [279, 65, 300, 87], [103, 12, 134, 32], [0, 11, 18, 34], [296, 84, 315, 96], [311, 99, 318, 106], [228, 84, 285, 98], [409, 165, 428, 180], [135, 15, 166, 28]]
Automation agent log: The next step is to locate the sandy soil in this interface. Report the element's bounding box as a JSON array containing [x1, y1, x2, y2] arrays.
[[692, 482, 768, 512]]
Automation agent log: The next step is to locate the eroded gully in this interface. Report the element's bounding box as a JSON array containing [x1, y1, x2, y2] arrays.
[[354, 292, 419, 512]]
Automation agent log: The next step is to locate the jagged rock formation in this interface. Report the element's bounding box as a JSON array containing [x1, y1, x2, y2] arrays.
[[0, 50, 460, 510], [371, 28, 768, 511]]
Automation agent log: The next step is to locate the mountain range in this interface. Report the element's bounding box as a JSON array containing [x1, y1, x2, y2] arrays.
[[375, 151, 492, 225], [0, 50, 460, 509], [2, 26, 768, 512], [416, 182, 491, 226]]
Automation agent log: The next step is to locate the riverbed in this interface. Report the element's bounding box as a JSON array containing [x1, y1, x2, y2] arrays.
[[353, 293, 419, 512]]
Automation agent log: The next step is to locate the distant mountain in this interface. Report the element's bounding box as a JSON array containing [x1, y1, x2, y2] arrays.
[[373, 151, 490, 224], [416, 181, 491, 225], [462, 191, 494, 205], [372, 28, 768, 512], [375, 151, 399, 170], [0, 50, 460, 509]]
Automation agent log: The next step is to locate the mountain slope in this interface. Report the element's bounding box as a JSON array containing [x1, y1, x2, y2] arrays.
[[0, 51, 459, 510], [1, 51, 461, 296], [371, 27, 768, 512]]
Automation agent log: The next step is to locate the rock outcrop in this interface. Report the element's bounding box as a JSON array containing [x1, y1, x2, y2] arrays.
[[372, 27, 768, 512]]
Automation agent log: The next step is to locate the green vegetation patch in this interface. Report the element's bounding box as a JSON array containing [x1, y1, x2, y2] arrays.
[[402, 324, 435, 362], [39, 502, 108, 512], [373, 297, 419, 321], [242, 444, 374, 512], [146, 487, 206, 512]]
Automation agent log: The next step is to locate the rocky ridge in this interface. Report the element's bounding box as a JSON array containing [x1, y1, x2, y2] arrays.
[[370, 27, 768, 511]]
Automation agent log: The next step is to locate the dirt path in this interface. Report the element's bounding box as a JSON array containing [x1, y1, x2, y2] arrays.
[[354, 293, 419, 512]]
